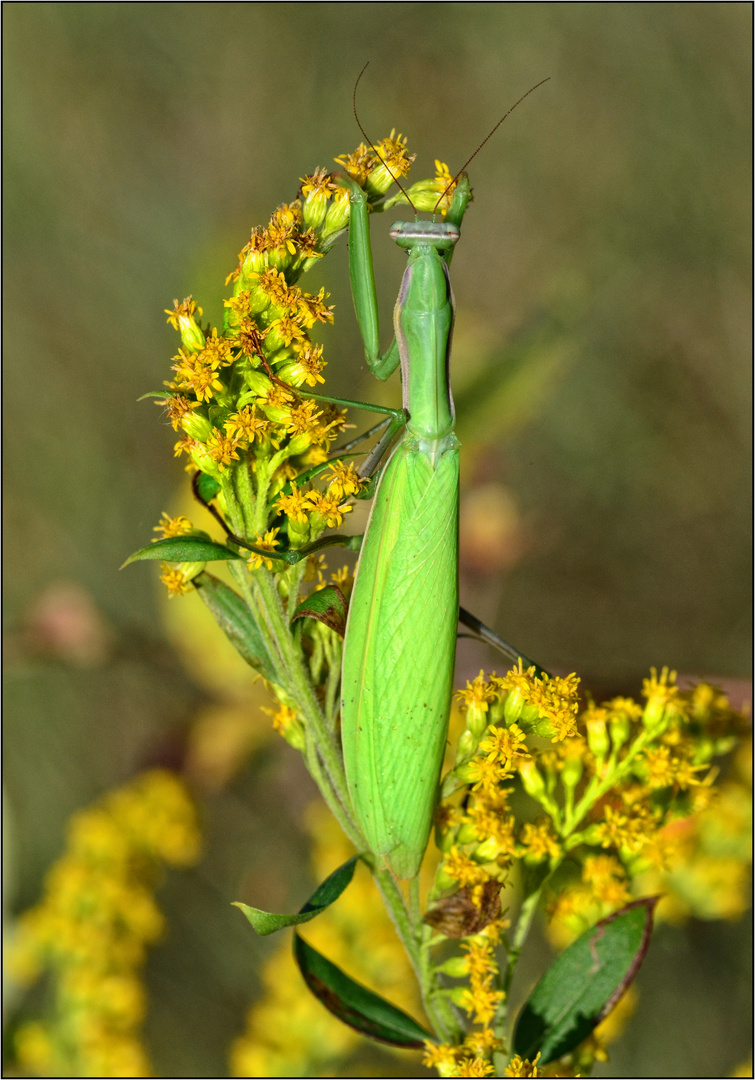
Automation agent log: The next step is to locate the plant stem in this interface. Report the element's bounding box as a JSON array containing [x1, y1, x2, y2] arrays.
[[253, 568, 353, 816], [218, 456, 467, 1046], [303, 733, 362, 850], [418, 917, 464, 1044], [493, 881, 546, 1071], [222, 477, 357, 840], [564, 726, 657, 836]]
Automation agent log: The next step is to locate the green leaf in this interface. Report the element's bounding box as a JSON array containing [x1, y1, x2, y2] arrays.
[[291, 585, 347, 638], [233, 856, 359, 936], [195, 472, 221, 503], [121, 536, 243, 568], [513, 897, 657, 1065], [194, 572, 276, 683], [293, 933, 433, 1048]]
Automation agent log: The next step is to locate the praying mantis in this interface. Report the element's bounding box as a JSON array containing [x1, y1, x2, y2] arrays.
[[336, 79, 549, 878], [129, 77, 549, 883], [340, 191, 464, 880]]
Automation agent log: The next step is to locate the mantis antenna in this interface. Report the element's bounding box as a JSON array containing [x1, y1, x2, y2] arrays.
[[351, 65, 550, 219], [433, 76, 552, 214], [352, 62, 418, 214]]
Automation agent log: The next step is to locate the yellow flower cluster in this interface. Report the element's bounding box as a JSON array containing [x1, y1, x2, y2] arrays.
[[5, 771, 200, 1078], [630, 736, 752, 925], [335, 129, 415, 195], [153, 133, 448, 602], [420, 664, 748, 1074], [152, 137, 463, 604]]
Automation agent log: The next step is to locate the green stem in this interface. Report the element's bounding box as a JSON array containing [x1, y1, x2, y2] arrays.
[[303, 731, 362, 850], [563, 726, 657, 837], [221, 485, 358, 844], [494, 882, 546, 1068], [212, 453, 472, 1049], [418, 915, 464, 1044], [370, 869, 418, 971], [366, 867, 459, 1043], [220, 474, 248, 542], [233, 459, 257, 539], [254, 569, 352, 812]]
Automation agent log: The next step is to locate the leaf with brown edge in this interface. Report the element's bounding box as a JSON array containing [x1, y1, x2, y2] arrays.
[[513, 897, 658, 1065], [423, 881, 502, 938], [291, 585, 347, 637], [293, 933, 433, 1048]]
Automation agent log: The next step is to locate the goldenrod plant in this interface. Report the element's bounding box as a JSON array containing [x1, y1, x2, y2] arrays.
[[107, 126, 748, 1077]]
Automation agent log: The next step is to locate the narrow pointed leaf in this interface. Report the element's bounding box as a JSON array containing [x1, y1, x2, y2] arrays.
[[293, 932, 433, 1048], [513, 897, 657, 1065], [137, 390, 174, 400], [291, 585, 347, 637], [122, 536, 243, 568], [194, 572, 276, 683], [233, 856, 358, 936]]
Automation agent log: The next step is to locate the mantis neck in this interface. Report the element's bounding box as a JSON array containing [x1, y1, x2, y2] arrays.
[[394, 243, 456, 451]]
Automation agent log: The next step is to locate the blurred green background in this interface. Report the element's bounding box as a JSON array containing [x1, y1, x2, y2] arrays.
[[4, 4, 751, 1077]]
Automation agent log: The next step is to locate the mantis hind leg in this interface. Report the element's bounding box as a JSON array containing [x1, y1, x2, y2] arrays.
[[458, 607, 550, 678]]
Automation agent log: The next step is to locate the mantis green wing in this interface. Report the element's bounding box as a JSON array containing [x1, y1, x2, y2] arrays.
[[341, 433, 459, 880]]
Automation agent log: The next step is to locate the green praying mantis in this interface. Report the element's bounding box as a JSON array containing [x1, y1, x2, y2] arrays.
[[335, 78, 550, 878], [340, 198, 464, 880], [129, 77, 549, 883]]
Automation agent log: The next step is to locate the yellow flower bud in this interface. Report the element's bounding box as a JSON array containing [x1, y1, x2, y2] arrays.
[[519, 703, 556, 739], [445, 985, 470, 1008], [179, 561, 205, 578], [245, 288, 272, 318], [560, 751, 583, 794], [465, 703, 488, 739], [261, 322, 287, 354], [241, 246, 267, 278], [302, 188, 329, 230], [519, 758, 547, 801], [166, 298, 206, 352], [609, 713, 631, 753], [286, 431, 314, 456], [472, 836, 501, 863], [180, 410, 213, 442], [400, 178, 446, 213], [456, 820, 479, 845], [455, 729, 480, 765], [189, 443, 220, 478], [503, 687, 525, 725], [242, 371, 273, 397], [434, 867, 459, 892], [267, 246, 294, 273], [179, 317, 205, 353], [285, 517, 310, 546], [453, 759, 478, 785], [322, 188, 350, 237], [434, 821, 457, 854], [436, 955, 469, 979], [585, 715, 610, 761], [281, 718, 306, 752]]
